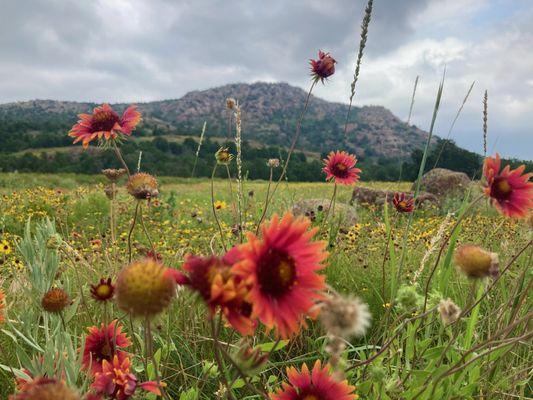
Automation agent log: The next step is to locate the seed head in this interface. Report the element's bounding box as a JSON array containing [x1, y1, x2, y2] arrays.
[[215, 147, 233, 165], [438, 298, 461, 325], [226, 98, 237, 110], [41, 288, 71, 313], [126, 173, 159, 200], [104, 184, 118, 200], [266, 158, 280, 168], [10, 377, 80, 400], [454, 244, 499, 279], [102, 168, 126, 182], [116, 258, 176, 317], [319, 294, 371, 338]]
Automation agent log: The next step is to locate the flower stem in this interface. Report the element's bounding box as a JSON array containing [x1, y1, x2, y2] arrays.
[[127, 201, 140, 263], [211, 164, 228, 252], [112, 141, 131, 177]]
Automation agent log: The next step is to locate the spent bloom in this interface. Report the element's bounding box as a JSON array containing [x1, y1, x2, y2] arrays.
[[323, 151, 361, 185], [82, 320, 131, 375], [438, 298, 461, 325], [69, 104, 141, 148], [319, 294, 371, 338], [483, 153, 533, 218], [9, 377, 80, 400], [102, 168, 127, 182], [453, 244, 499, 279], [116, 258, 176, 317], [41, 288, 70, 313], [126, 173, 159, 200], [267, 158, 280, 168], [232, 213, 328, 338], [310, 50, 337, 82], [215, 147, 234, 165], [270, 360, 357, 400], [92, 355, 161, 400], [393, 192, 414, 213]]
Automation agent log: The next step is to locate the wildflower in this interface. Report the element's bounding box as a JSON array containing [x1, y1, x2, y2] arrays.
[[453, 244, 499, 279], [116, 258, 176, 317], [323, 151, 361, 185], [213, 200, 227, 210], [126, 173, 159, 200], [215, 147, 234, 165], [1, 239, 12, 255], [92, 355, 161, 399], [319, 294, 371, 338], [102, 168, 127, 182], [178, 252, 255, 335], [310, 50, 337, 83], [438, 298, 461, 325], [270, 360, 357, 400], [9, 377, 80, 400], [267, 158, 280, 168], [483, 153, 533, 218], [90, 239, 102, 250], [41, 288, 71, 313], [69, 104, 141, 148], [83, 320, 131, 375], [90, 278, 115, 302], [232, 213, 328, 338], [393, 192, 414, 213]]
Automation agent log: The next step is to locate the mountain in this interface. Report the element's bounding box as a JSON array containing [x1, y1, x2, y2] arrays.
[[0, 82, 429, 160]]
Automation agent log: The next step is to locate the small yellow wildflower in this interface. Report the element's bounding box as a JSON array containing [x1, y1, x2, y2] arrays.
[[0, 240, 12, 255], [213, 201, 227, 210]]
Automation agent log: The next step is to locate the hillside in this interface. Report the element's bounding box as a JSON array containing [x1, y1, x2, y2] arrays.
[[0, 82, 429, 160]]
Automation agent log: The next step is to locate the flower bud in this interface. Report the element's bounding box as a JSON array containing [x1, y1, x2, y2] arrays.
[[231, 340, 269, 377]]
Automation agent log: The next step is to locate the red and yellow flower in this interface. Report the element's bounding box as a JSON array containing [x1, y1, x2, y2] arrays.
[[232, 213, 328, 338], [82, 320, 131, 375], [178, 251, 255, 335], [69, 104, 141, 148], [90, 278, 115, 302], [310, 50, 336, 82], [323, 151, 361, 185], [270, 360, 358, 400], [483, 153, 533, 218], [92, 355, 161, 400], [393, 192, 414, 213]]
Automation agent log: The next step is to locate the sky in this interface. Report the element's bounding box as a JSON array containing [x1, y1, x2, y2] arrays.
[[1, 0, 532, 160]]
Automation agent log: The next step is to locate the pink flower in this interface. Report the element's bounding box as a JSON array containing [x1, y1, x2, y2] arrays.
[[310, 50, 336, 82]]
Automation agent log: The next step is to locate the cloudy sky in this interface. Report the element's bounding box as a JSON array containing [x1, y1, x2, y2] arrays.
[[1, 0, 532, 159]]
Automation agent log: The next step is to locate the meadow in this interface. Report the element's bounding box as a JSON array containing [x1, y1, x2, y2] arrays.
[[0, 169, 531, 399]]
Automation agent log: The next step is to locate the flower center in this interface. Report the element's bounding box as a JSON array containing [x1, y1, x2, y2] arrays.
[[257, 249, 296, 297], [96, 285, 111, 298], [91, 110, 120, 133], [491, 177, 513, 200], [332, 162, 349, 178]]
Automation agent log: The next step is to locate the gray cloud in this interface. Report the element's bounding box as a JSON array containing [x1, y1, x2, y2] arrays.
[[0, 0, 531, 159]]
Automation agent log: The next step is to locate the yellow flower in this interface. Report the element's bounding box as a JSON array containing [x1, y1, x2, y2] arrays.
[[213, 200, 227, 210], [0, 240, 12, 255]]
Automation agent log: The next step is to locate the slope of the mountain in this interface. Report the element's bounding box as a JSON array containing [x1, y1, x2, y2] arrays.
[[0, 82, 429, 159]]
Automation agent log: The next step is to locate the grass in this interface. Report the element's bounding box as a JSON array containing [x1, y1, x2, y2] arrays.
[[0, 172, 531, 399]]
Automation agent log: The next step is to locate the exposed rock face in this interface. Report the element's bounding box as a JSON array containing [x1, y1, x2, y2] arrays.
[[414, 168, 471, 197], [350, 187, 439, 207], [291, 199, 357, 228]]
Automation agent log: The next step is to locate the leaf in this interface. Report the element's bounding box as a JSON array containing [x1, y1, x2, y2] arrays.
[[257, 340, 288, 352]]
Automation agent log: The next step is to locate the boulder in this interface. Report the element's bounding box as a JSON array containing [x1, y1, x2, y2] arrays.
[[414, 168, 471, 197], [291, 199, 357, 228], [350, 187, 439, 207]]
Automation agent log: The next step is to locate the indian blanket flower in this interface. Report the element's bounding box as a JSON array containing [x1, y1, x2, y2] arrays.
[[310, 50, 337, 82], [92, 355, 161, 400], [9, 377, 80, 400], [41, 288, 71, 313], [69, 104, 141, 148], [90, 278, 115, 302], [116, 258, 176, 317], [82, 320, 131, 375], [270, 360, 357, 400], [323, 151, 361, 185], [232, 213, 328, 338], [483, 153, 533, 218], [393, 192, 414, 213], [178, 252, 255, 335]]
